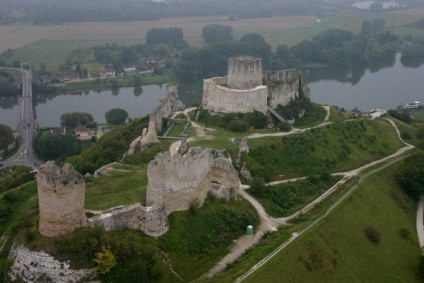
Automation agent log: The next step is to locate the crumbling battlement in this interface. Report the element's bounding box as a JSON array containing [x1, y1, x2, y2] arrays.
[[36, 162, 87, 237], [88, 203, 169, 237], [128, 120, 160, 156], [150, 83, 179, 133], [147, 147, 212, 213], [264, 69, 310, 109]]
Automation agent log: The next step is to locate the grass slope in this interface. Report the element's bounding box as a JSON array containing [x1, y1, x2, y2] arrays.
[[84, 165, 148, 210], [245, 164, 421, 283], [246, 119, 403, 180]]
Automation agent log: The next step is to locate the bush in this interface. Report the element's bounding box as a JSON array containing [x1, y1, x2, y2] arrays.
[[197, 109, 267, 132], [364, 225, 381, 243], [228, 120, 248, 132], [105, 108, 129, 125]]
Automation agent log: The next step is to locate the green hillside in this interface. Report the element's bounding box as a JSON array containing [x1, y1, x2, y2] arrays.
[[244, 163, 421, 283]]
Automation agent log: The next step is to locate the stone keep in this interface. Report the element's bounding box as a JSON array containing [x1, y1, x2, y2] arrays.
[[37, 162, 87, 237], [202, 55, 309, 114], [227, 56, 263, 89]]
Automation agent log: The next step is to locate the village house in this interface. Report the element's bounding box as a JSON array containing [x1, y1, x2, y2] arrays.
[[124, 65, 136, 74], [50, 127, 64, 136], [63, 72, 81, 83], [74, 125, 90, 138], [99, 68, 116, 78]]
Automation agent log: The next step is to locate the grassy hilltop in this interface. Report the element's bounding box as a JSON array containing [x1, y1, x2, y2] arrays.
[[1, 105, 424, 282]]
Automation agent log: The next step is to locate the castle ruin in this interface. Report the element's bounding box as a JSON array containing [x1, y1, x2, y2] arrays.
[[149, 83, 179, 133], [89, 147, 239, 237], [31, 145, 239, 238], [36, 162, 87, 237], [202, 55, 309, 113]]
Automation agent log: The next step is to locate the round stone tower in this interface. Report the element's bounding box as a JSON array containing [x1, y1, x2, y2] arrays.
[[227, 55, 263, 90], [36, 162, 87, 237]]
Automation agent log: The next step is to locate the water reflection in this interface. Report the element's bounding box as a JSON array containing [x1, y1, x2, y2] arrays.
[[303, 56, 396, 85], [133, 86, 143, 97]]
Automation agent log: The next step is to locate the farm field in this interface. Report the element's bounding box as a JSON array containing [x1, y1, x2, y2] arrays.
[[1, 7, 424, 71]]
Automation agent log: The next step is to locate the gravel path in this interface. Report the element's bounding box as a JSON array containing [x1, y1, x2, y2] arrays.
[[205, 117, 415, 279]]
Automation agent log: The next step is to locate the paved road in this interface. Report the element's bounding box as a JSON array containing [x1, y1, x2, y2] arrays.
[[417, 196, 424, 248], [2, 66, 42, 169]]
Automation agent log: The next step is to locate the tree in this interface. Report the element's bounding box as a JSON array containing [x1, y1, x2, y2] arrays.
[[395, 152, 424, 200], [146, 27, 187, 48], [201, 24, 233, 44], [133, 75, 142, 87], [93, 246, 116, 274], [60, 112, 94, 129], [240, 33, 266, 44], [0, 124, 14, 150], [34, 133, 83, 161], [105, 108, 128, 125]]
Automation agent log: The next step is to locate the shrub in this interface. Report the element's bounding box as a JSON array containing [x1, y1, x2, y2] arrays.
[[364, 225, 381, 243], [227, 120, 248, 132], [93, 246, 117, 274], [399, 227, 410, 240]]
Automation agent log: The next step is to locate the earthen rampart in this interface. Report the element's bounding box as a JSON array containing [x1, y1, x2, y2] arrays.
[[150, 83, 179, 133], [36, 162, 87, 237]]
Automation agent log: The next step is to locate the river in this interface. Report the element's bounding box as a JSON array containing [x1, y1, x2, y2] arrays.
[[0, 53, 422, 129], [305, 53, 424, 112]]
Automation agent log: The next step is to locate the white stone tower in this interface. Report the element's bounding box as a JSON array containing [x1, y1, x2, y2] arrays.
[[227, 55, 263, 89]]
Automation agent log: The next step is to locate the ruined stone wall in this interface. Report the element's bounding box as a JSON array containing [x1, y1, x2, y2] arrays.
[[9, 245, 96, 283], [88, 203, 168, 237], [264, 69, 310, 108], [128, 120, 160, 156], [147, 148, 212, 214], [202, 77, 268, 113], [36, 162, 87, 237], [209, 155, 240, 200], [227, 56, 263, 89], [150, 83, 179, 133]]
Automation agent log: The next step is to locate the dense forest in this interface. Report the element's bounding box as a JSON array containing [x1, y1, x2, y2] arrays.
[[0, 0, 423, 25]]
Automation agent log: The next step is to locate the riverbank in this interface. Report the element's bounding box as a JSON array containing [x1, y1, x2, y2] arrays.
[[56, 70, 176, 93]]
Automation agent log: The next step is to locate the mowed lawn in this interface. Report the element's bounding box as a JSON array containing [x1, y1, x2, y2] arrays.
[[244, 164, 421, 283]]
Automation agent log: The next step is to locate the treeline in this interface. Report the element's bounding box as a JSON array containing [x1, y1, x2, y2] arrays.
[[0, 70, 20, 97], [146, 27, 187, 48], [0, 0, 325, 25], [405, 17, 424, 29], [174, 33, 272, 81], [174, 27, 401, 81]]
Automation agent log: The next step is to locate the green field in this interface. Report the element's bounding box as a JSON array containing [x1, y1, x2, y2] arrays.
[[242, 163, 420, 283], [3, 8, 424, 72], [84, 165, 148, 210]]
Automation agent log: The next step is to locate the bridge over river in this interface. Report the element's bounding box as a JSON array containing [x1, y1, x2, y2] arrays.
[[2, 64, 43, 169]]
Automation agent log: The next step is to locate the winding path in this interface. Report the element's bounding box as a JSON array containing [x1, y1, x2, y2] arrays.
[[204, 116, 415, 279]]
